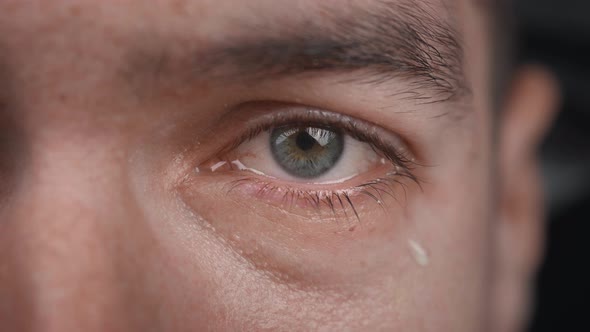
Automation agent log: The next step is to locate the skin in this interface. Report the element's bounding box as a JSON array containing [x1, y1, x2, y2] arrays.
[[0, 0, 558, 331]]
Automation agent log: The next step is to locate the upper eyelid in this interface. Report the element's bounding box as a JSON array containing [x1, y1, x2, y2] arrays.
[[199, 102, 421, 176], [218, 102, 412, 155]]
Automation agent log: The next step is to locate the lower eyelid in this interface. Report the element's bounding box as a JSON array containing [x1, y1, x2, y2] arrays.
[[195, 158, 394, 188], [186, 159, 410, 224]]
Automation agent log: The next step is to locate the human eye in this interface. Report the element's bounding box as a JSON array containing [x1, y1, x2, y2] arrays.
[[185, 102, 419, 223]]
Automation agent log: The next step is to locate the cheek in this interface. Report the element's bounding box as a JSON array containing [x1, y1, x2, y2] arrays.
[[140, 192, 408, 331], [402, 139, 493, 330], [175, 179, 413, 287], [133, 164, 425, 330], [137, 161, 492, 331]]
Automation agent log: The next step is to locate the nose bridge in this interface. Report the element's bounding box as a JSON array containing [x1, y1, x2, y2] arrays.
[[0, 137, 137, 331]]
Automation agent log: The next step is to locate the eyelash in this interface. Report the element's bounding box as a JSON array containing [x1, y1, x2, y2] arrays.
[[200, 107, 421, 222], [226, 172, 416, 223]]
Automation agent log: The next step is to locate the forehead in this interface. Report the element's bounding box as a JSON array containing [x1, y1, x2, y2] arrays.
[[0, 0, 476, 78], [0, 0, 467, 39]]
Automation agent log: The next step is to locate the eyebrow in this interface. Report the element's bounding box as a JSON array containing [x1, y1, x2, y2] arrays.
[[138, 1, 467, 103]]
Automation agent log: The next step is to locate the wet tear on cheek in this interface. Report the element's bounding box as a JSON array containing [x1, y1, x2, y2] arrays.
[[408, 239, 429, 267]]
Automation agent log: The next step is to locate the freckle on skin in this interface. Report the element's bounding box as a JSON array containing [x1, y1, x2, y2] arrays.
[[171, 0, 189, 16], [68, 4, 82, 17]]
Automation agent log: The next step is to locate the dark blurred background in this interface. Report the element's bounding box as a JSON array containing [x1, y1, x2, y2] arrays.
[[515, 0, 590, 331]]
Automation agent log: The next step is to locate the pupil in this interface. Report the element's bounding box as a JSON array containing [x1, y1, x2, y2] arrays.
[[295, 131, 316, 151]]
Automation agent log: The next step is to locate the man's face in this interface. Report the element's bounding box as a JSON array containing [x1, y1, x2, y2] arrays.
[[0, 1, 553, 331]]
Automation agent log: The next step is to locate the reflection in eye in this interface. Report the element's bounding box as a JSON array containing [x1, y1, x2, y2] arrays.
[[195, 107, 420, 221], [270, 126, 344, 179]]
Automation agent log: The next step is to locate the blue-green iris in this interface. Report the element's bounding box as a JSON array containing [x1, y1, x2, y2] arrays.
[[270, 126, 344, 179]]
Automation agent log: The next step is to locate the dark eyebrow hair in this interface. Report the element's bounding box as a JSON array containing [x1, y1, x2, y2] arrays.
[[137, 1, 467, 103]]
